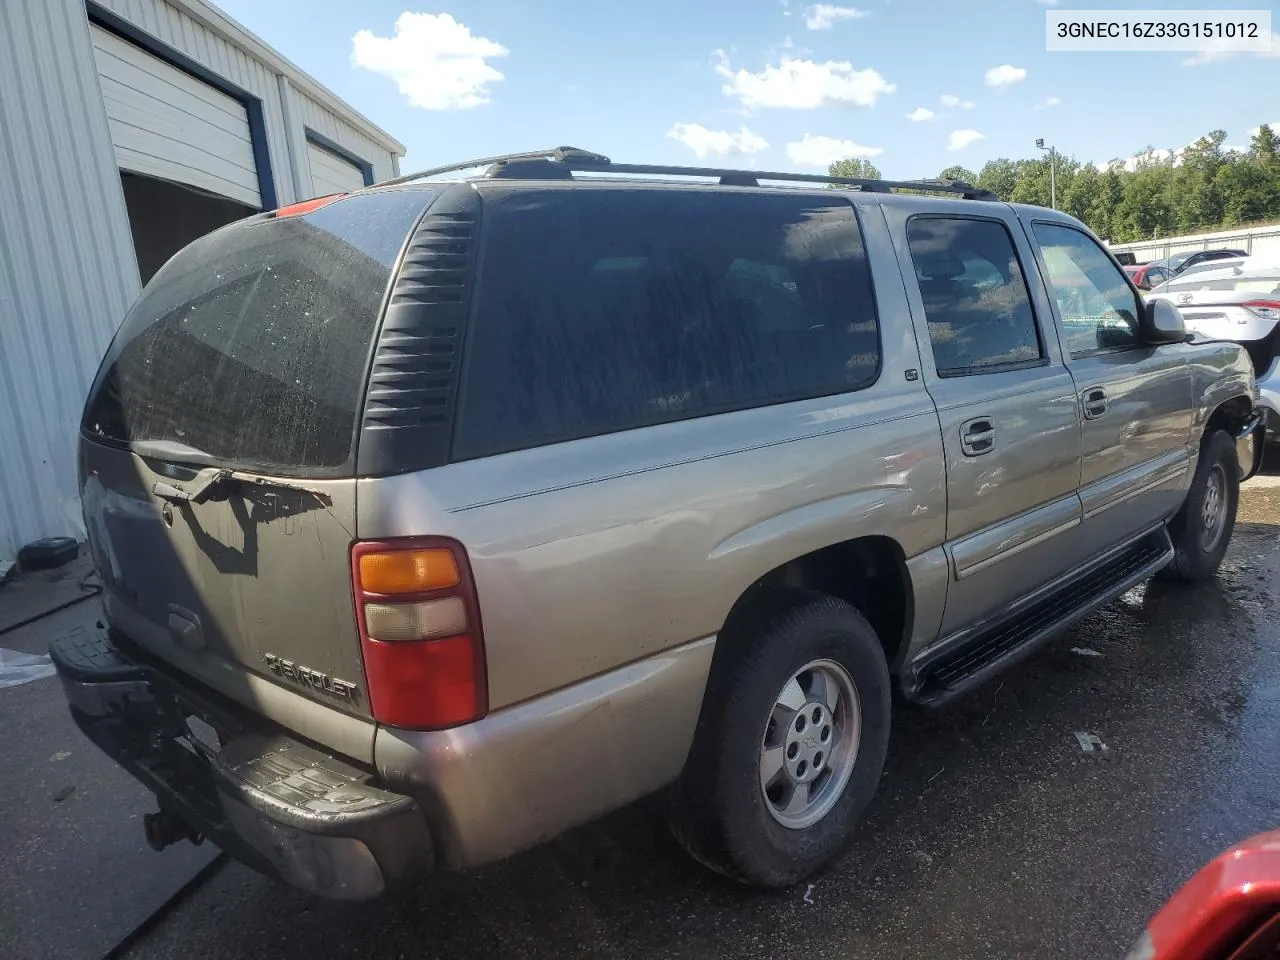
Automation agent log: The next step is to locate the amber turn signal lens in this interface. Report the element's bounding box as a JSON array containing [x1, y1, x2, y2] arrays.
[[358, 548, 460, 595]]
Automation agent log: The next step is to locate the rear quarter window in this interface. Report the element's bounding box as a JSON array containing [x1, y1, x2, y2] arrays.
[[453, 188, 881, 460], [83, 189, 434, 474]]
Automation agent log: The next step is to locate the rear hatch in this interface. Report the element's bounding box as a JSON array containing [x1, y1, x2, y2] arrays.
[[79, 188, 435, 724]]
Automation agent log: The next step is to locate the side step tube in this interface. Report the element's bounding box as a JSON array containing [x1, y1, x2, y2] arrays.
[[907, 527, 1173, 705]]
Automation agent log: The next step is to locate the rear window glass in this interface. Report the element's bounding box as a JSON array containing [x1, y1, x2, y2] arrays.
[[83, 189, 433, 472], [453, 189, 879, 460]]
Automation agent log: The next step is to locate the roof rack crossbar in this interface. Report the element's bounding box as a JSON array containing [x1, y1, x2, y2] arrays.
[[378, 148, 999, 201]]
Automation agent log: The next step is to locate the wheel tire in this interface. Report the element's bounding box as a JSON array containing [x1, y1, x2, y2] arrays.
[[1159, 429, 1239, 583], [668, 592, 890, 887]]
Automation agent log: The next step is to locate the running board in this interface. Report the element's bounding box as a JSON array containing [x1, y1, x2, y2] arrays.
[[909, 528, 1173, 705]]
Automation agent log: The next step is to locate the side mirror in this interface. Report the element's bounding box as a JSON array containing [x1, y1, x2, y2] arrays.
[[1142, 297, 1187, 344]]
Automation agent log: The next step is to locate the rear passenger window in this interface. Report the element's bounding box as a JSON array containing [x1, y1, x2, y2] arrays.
[[453, 189, 880, 460], [906, 217, 1043, 377]]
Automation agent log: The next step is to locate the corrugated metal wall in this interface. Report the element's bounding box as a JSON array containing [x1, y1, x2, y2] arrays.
[[0, 0, 403, 560], [0, 0, 142, 559], [95, 0, 297, 204], [297, 92, 399, 184], [1109, 224, 1280, 263]]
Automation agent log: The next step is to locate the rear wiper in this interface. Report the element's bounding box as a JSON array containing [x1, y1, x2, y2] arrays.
[[130, 438, 220, 466], [130, 440, 331, 506]]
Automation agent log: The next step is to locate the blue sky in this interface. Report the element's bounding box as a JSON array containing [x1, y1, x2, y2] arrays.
[[212, 0, 1279, 179]]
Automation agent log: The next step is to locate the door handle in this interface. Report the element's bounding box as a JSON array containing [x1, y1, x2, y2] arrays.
[[1082, 387, 1109, 420], [960, 416, 996, 456]]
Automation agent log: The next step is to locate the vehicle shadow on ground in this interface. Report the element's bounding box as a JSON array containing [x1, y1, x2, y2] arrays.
[[135, 519, 1280, 960]]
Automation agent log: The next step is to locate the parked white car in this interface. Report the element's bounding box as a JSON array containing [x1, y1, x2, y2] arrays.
[[1148, 258, 1280, 435]]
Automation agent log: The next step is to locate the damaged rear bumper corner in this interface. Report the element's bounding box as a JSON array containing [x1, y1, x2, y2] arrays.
[[50, 624, 432, 900]]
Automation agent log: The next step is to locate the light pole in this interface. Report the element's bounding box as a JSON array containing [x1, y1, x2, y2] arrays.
[[1036, 138, 1057, 209]]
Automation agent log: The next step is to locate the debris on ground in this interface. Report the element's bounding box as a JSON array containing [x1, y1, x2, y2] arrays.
[[1074, 731, 1109, 754], [0, 648, 57, 689], [802, 883, 815, 905], [1071, 647, 1104, 657], [51, 785, 75, 802]]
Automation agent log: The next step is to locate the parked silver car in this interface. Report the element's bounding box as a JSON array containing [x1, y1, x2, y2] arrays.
[[52, 148, 1262, 900], [1148, 258, 1280, 435]]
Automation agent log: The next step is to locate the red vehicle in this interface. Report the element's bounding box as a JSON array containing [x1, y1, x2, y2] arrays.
[[1124, 263, 1173, 290], [1133, 831, 1280, 958]]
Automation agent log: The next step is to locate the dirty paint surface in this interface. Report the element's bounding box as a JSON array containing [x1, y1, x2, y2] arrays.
[[107, 482, 1280, 960]]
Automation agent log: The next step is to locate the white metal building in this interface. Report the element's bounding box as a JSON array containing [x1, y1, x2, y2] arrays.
[[0, 0, 405, 561]]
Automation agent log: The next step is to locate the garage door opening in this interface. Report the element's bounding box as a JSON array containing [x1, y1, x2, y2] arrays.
[[121, 172, 256, 283]]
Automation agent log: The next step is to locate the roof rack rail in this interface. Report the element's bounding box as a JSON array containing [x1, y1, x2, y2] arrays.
[[379, 147, 999, 201], [378, 146, 610, 187]]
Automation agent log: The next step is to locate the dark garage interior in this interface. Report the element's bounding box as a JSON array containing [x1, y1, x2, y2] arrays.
[[120, 171, 257, 283]]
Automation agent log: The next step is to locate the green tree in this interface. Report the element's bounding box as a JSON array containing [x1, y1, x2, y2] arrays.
[[827, 158, 882, 183], [1010, 158, 1053, 207], [1087, 168, 1126, 241], [1114, 166, 1174, 241], [1215, 156, 1278, 225], [1172, 131, 1227, 232], [976, 158, 1020, 200], [1063, 163, 1099, 225], [937, 165, 978, 183], [1251, 123, 1278, 167]]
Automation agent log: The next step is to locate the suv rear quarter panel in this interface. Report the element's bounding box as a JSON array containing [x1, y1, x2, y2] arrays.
[[358, 386, 945, 710], [357, 195, 946, 711]]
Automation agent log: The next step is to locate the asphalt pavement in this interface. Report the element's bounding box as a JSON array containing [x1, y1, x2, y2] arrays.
[[8, 484, 1280, 960]]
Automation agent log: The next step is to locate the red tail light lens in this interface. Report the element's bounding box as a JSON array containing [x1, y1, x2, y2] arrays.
[[1244, 300, 1280, 322], [351, 537, 487, 729], [274, 194, 345, 218]]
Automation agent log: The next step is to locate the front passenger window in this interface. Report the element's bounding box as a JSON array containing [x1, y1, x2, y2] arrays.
[[1033, 223, 1143, 356]]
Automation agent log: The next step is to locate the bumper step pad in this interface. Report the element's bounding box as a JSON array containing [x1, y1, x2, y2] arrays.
[[50, 626, 432, 899]]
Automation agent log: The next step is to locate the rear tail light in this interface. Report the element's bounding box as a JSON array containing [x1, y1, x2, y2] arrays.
[[273, 194, 345, 218], [1244, 300, 1280, 322], [351, 538, 487, 729]]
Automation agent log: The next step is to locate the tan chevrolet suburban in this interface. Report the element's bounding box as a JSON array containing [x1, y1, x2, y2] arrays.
[[53, 147, 1264, 899]]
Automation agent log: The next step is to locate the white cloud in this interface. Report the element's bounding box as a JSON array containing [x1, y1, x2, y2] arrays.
[[786, 134, 883, 167], [906, 106, 935, 122], [985, 64, 1027, 87], [351, 13, 508, 110], [947, 129, 985, 151], [804, 4, 869, 30], [940, 94, 975, 109], [666, 123, 769, 159], [1034, 96, 1061, 109], [1183, 29, 1280, 65], [714, 50, 894, 109], [1035, 0, 1060, 5]]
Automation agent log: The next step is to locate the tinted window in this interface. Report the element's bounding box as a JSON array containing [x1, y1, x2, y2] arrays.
[[453, 189, 880, 459], [83, 189, 433, 472], [905, 217, 1042, 377], [1032, 222, 1142, 355]]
